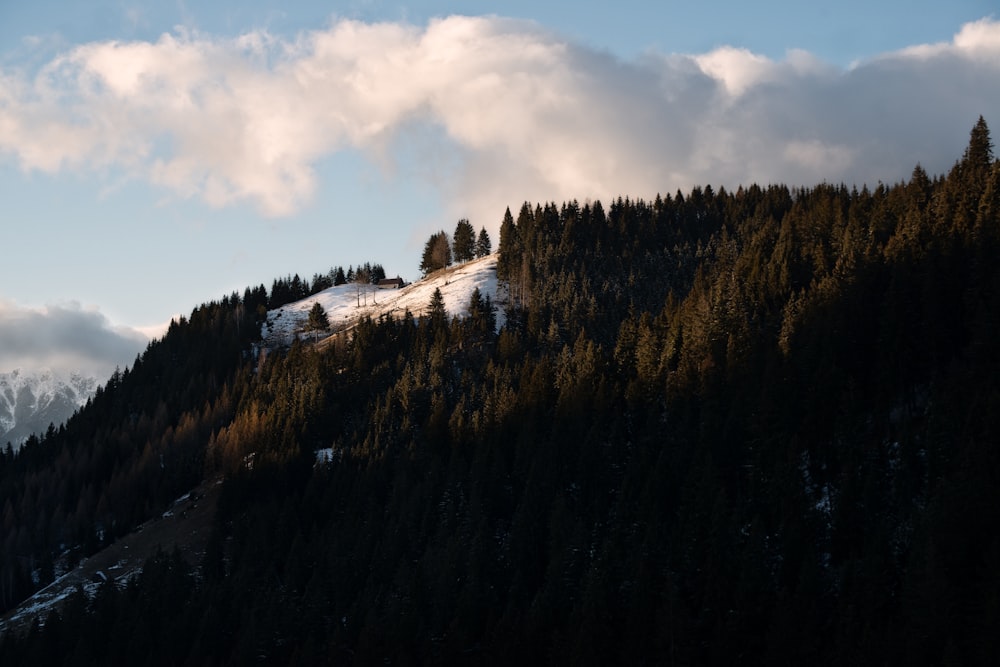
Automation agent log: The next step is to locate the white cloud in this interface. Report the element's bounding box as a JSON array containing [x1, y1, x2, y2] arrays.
[[0, 300, 148, 379], [953, 16, 1000, 54], [0, 14, 998, 227], [893, 16, 1000, 61], [694, 47, 776, 97]]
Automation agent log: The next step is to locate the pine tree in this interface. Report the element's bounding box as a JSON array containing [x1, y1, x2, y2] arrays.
[[476, 226, 492, 257], [953, 116, 995, 231], [453, 219, 476, 263], [307, 302, 330, 336], [978, 163, 1000, 231], [427, 287, 447, 329], [310, 273, 332, 294], [963, 115, 994, 179], [291, 274, 305, 300], [420, 231, 453, 275], [497, 207, 518, 280]]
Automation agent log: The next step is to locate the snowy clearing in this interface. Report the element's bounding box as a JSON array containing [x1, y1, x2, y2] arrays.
[[263, 253, 504, 347]]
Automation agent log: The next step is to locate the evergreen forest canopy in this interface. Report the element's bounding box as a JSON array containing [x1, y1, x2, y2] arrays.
[[2, 118, 999, 665]]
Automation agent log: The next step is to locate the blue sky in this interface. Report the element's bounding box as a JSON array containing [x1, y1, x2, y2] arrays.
[[1, 1, 998, 379]]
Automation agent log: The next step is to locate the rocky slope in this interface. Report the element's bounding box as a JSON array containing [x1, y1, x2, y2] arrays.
[[0, 369, 97, 448]]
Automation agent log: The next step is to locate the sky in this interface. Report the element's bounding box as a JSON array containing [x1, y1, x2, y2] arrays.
[[1, 0, 998, 381]]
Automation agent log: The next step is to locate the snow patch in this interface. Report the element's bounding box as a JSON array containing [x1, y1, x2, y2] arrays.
[[262, 254, 504, 347], [0, 369, 98, 448]]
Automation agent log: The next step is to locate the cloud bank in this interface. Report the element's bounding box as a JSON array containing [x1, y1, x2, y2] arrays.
[[0, 301, 148, 379], [1, 15, 999, 226]]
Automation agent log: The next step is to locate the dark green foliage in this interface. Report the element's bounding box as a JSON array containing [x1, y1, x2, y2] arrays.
[[268, 273, 309, 308], [269, 261, 385, 308], [453, 218, 476, 263], [0, 289, 264, 617], [3, 119, 1000, 666], [964, 115, 994, 178], [496, 206, 518, 280], [309, 271, 332, 293], [350, 261, 386, 285], [0, 548, 198, 666], [427, 286, 447, 324], [306, 301, 329, 334], [333, 266, 347, 286], [420, 230, 452, 275], [476, 225, 492, 257]]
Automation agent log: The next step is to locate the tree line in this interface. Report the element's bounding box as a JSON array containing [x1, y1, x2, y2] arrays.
[[420, 219, 492, 275], [268, 261, 387, 310], [2, 118, 999, 665]]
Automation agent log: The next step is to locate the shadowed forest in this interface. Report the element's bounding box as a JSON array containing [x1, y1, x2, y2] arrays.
[[1, 119, 999, 665]]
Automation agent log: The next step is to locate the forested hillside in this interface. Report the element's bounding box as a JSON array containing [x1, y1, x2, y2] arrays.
[[2, 118, 999, 665]]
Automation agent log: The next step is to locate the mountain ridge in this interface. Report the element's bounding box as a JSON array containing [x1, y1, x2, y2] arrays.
[[0, 253, 504, 632], [0, 369, 97, 449], [1, 120, 998, 664]]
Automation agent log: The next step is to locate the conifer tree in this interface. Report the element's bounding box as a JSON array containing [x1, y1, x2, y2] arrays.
[[428, 286, 445, 316], [427, 287, 447, 329], [420, 231, 453, 275], [310, 273, 332, 294], [953, 117, 995, 226], [963, 115, 994, 179], [497, 207, 517, 280], [306, 302, 330, 334], [453, 219, 476, 263], [476, 226, 492, 257]]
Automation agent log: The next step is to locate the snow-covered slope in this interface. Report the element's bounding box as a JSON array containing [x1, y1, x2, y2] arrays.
[[263, 253, 505, 347], [0, 370, 97, 448]]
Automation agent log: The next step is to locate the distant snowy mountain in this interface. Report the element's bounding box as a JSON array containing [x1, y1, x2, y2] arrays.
[[263, 253, 505, 347], [0, 369, 97, 448]]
